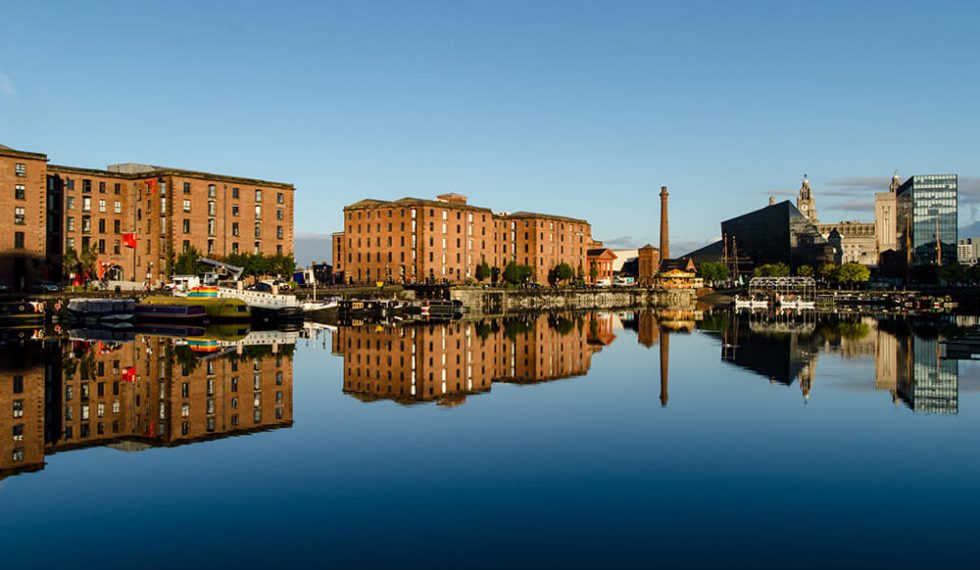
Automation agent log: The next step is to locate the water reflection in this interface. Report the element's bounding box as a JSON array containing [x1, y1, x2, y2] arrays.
[[0, 329, 295, 479], [1, 308, 969, 481], [334, 313, 612, 406], [701, 310, 961, 413]]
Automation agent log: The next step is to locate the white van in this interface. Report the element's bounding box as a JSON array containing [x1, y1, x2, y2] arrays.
[[168, 275, 201, 293]]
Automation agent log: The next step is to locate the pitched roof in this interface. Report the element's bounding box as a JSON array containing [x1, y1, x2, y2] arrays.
[[587, 248, 617, 260]]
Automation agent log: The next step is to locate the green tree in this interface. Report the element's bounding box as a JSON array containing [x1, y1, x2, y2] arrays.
[[698, 261, 729, 283], [78, 247, 98, 281], [589, 260, 599, 283], [753, 262, 790, 278], [547, 267, 559, 287], [62, 247, 80, 281], [837, 262, 870, 286], [174, 246, 202, 275], [503, 261, 522, 285], [518, 265, 535, 284], [819, 262, 840, 282], [475, 260, 491, 282], [556, 262, 574, 283], [796, 264, 814, 277]]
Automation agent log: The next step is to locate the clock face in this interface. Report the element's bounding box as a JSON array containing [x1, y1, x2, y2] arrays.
[[801, 204, 808, 211]]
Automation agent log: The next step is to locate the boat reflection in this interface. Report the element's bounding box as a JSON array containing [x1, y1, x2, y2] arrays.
[[0, 327, 295, 480], [700, 310, 960, 414]]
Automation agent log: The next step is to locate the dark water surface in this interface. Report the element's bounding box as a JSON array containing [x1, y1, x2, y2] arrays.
[[1, 311, 978, 568]]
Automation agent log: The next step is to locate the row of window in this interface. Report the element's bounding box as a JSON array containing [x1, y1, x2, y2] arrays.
[[179, 183, 286, 204], [348, 207, 583, 232], [182, 240, 284, 256]]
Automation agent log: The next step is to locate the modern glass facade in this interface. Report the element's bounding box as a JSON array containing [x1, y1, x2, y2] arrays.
[[720, 201, 836, 271], [896, 174, 958, 266], [897, 336, 958, 414]]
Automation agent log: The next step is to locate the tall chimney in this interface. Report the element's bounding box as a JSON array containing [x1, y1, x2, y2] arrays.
[[659, 185, 670, 260]]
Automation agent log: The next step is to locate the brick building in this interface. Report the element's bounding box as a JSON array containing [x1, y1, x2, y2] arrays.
[[0, 142, 295, 288], [333, 193, 593, 285], [0, 145, 50, 288], [587, 247, 617, 283]]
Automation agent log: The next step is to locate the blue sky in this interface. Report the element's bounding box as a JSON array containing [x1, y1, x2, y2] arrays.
[[2, 0, 978, 256]]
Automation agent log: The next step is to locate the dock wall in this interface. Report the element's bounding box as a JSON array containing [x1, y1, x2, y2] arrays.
[[449, 287, 696, 316]]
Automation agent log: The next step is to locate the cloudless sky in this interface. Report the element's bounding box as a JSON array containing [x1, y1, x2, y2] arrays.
[[1, 0, 978, 254]]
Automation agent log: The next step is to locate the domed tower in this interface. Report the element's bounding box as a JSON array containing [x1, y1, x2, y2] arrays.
[[797, 175, 818, 223]]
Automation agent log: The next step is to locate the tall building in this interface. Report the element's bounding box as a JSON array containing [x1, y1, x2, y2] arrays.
[[0, 142, 295, 288], [0, 144, 50, 288], [796, 176, 818, 224], [874, 173, 901, 257], [896, 174, 958, 266], [333, 194, 593, 285], [637, 244, 661, 285], [816, 221, 877, 265], [715, 201, 836, 271], [958, 237, 980, 265]]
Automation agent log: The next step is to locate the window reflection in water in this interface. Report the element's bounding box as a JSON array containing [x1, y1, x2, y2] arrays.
[[0, 332, 294, 478]]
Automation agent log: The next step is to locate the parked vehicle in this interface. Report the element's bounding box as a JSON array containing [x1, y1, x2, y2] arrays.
[[30, 281, 61, 294], [595, 279, 612, 288], [167, 275, 201, 293]]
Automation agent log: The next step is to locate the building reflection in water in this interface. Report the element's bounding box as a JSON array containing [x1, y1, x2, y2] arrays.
[[703, 310, 959, 414], [335, 310, 695, 408], [0, 330, 295, 479], [335, 314, 605, 406]]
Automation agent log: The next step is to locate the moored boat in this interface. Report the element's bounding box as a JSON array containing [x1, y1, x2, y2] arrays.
[[67, 298, 136, 323], [0, 301, 46, 325], [135, 302, 208, 322], [140, 296, 251, 320]]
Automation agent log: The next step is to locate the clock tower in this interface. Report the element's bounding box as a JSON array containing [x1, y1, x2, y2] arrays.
[[797, 175, 817, 223]]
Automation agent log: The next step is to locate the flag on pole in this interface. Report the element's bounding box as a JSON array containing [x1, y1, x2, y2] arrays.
[[123, 233, 138, 248]]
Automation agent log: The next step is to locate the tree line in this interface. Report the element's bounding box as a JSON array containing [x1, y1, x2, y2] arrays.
[[697, 260, 871, 287]]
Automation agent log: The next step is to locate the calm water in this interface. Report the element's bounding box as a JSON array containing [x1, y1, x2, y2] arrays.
[[1, 311, 979, 568]]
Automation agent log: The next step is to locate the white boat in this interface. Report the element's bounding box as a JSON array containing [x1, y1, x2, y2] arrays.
[[301, 299, 338, 312], [733, 296, 770, 310], [67, 298, 137, 323], [778, 299, 816, 310]]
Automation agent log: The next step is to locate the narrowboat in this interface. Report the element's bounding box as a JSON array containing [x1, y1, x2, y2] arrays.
[[140, 296, 251, 320], [67, 298, 136, 324], [135, 302, 208, 322], [0, 301, 45, 326]]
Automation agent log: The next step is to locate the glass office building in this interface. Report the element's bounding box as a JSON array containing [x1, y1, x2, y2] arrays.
[[719, 201, 836, 271], [896, 174, 958, 266]]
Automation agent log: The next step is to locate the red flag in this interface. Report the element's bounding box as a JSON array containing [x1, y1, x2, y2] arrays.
[[123, 233, 138, 248], [144, 179, 157, 193], [121, 367, 137, 383]]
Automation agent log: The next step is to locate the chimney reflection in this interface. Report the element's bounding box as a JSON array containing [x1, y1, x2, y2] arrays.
[[1, 333, 295, 480]]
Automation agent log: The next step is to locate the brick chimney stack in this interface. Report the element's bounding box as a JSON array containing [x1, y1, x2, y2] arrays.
[[659, 185, 670, 261]]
